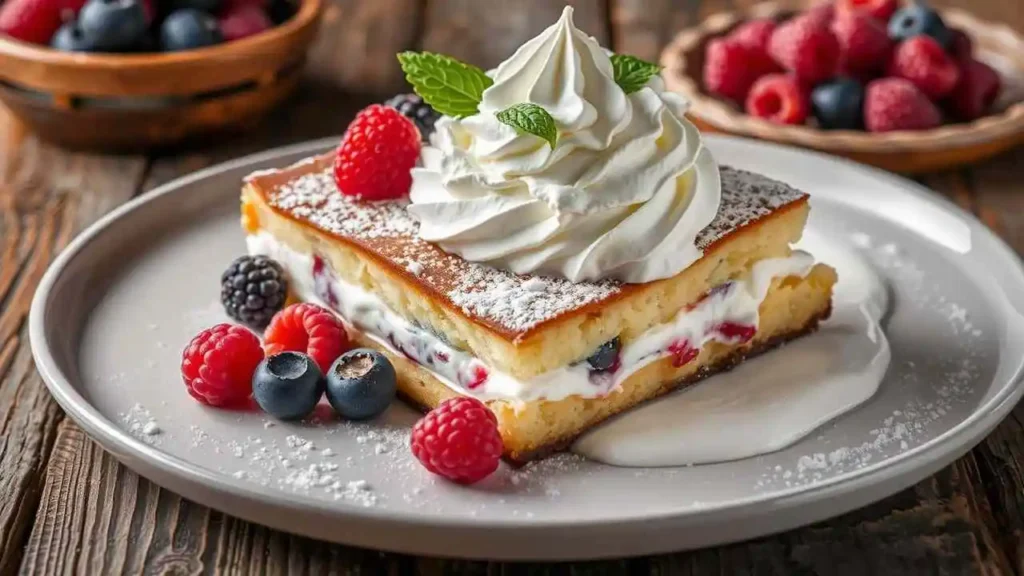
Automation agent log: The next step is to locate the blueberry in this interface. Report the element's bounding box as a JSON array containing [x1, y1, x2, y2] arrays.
[[811, 78, 865, 130], [267, 0, 297, 24], [51, 22, 100, 52], [888, 4, 950, 47], [253, 352, 325, 420], [326, 349, 397, 420], [586, 337, 621, 372], [79, 0, 148, 52], [160, 9, 223, 52], [170, 0, 222, 13]]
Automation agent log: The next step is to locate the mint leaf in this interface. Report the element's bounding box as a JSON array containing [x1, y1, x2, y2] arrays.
[[610, 54, 662, 94], [397, 51, 493, 118], [495, 103, 558, 148]]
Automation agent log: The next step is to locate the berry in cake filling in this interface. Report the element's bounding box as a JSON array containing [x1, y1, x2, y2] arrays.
[[667, 339, 700, 368], [586, 337, 622, 373], [312, 255, 340, 309], [461, 364, 489, 390], [713, 321, 757, 343]]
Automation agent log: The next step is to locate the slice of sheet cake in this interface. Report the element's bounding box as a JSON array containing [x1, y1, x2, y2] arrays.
[[241, 154, 836, 462]]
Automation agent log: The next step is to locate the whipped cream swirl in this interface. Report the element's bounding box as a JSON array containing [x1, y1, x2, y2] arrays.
[[408, 6, 721, 284]]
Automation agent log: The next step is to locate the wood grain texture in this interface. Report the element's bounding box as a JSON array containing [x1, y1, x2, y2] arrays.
[[0, 107, 147, 574], [8, 0, 1024, 574], [421, 0, 610, 69]]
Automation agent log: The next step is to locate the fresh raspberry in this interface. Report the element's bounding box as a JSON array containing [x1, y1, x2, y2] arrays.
[[181, 324, 264, 407], [769, 16, 841, 84], [947, 59, 1001, 121], [729, 18, 775, 52], [947, 28, 973, 61], [264, 303, 351, 373], [887, 36, 960, 99], [410, 397, 503, 484], [831, 11, 892, 77], [0, 0, 86, 44], [703, 38, 778, 103], [835, 0, 897, 23], [803, 2, 835, 27], [864, 78, 942, 132], [745, 74, 809, 125], [218, 3, 270, 41], [333, 104, 421, 201]]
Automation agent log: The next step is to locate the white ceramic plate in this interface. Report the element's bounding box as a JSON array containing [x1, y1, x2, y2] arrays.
[[29, 136, 1024, 560]]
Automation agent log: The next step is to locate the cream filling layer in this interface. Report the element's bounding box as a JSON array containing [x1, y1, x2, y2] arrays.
[[247, 232, 814, 404]]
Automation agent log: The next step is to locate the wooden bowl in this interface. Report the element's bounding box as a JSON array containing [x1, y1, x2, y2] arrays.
[[661, 2, 1024, 174], [0, 0, 322, 151]]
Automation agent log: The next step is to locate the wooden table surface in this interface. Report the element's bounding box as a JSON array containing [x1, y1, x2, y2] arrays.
[[1, 0, 1023, 573]]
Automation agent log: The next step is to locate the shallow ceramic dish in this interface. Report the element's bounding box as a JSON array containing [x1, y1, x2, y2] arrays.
[[661, 2, 1024, 174], [29, 136, 1024, 560], [0, 0, 321, 151]]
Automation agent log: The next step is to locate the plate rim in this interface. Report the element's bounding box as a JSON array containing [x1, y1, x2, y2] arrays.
[[28, 135, 1024, 556]]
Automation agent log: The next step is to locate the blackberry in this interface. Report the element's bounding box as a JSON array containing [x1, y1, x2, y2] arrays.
[[221, 255, 288, 328], [384, 93, 440, 140]]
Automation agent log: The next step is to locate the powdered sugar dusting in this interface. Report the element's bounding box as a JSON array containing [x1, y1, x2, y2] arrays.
[[697, 167, 806, 249], [448, 267, 618, 333]]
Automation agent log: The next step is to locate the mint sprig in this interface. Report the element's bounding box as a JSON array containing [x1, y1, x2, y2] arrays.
[[610, 54, 662, 94], [397, 51, 493, 118], [495, 103, 557, 147]]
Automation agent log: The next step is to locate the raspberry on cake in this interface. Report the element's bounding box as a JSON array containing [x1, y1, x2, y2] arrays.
[[240, 7, 837, 463]]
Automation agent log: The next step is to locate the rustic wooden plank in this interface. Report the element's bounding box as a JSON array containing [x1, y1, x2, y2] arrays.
[[421, 0, 610, 70], [958, 144, 1024, 575], [0, 106, 148, 575], [611, 0, 730, 62]]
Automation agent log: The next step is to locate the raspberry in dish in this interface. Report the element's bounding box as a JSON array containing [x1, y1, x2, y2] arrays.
[[240, 7, 837, 463], [729, 19, 776, 52], [411, 397, 503, 484], [264, 303, 351, 373], [703, 38, 778, 102], [887, 35, 960, 99], [864, 78, 941, 132], [746, 74, 810, 125], [181, 323, 264, 407], [768, 15, 841, 84], [836, 0, 897, 23], [947, 59, 1001, 121], [831, 11, 892, 77]]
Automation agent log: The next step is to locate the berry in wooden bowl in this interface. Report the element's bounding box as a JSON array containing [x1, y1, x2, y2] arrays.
[[661, 0, 1024, 174], [0, 0, 320, 150]]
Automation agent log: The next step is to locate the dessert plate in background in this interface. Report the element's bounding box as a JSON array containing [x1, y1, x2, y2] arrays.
[[29, 136, 1024, 560]]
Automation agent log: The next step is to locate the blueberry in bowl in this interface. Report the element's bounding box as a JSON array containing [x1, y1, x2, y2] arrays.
[[0, 0, 322, 149]]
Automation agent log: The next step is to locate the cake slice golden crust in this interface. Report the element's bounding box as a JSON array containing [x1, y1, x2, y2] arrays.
[[243, 155, 812, 379]]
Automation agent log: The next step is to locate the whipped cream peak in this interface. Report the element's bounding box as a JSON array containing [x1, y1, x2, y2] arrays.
[[408, 5, 721, 284]]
